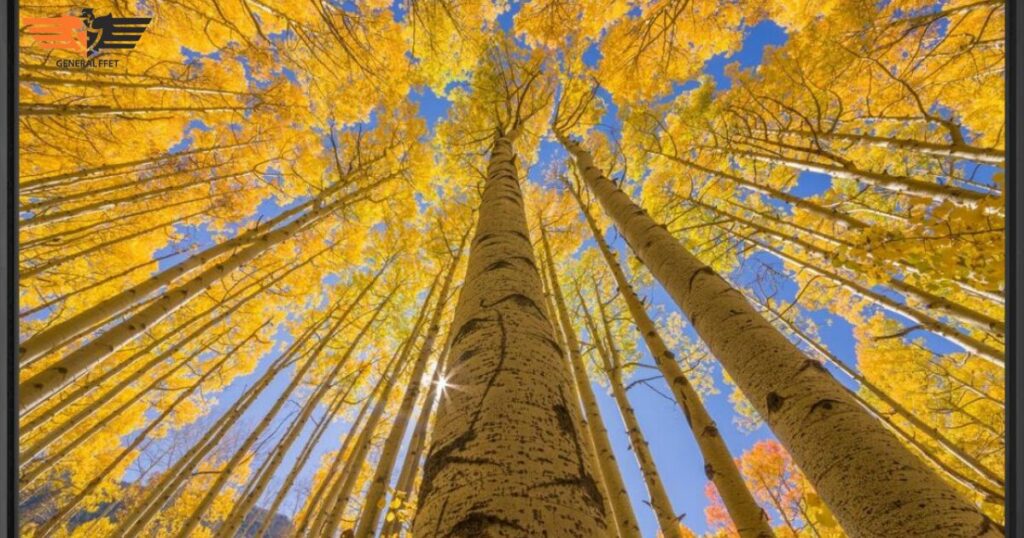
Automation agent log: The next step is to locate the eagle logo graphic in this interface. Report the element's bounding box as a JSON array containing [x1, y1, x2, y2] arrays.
[[24, 8, 151, 58]]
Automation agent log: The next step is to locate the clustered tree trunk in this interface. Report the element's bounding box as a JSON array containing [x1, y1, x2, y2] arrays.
[[554, 130, 1002, 538]]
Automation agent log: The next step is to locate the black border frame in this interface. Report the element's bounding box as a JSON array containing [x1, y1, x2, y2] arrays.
[[2, 0, 18, 536], [1008, 0, 1020, 536]]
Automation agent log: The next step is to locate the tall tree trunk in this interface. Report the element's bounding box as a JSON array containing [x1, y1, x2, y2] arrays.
[[748, 238, 1004, 366], [294, 375, 380, 537], [539, 224, 643, 538], [378, 355, 445, 537], [750, 296, 1004, 497], [765, 128, 1005, 165], [557, 132, 1000, 538], [654, 152, 867, 230], [19, 245, 338, 443], [412, 132, 611, 537], [218, 365, 365, 538], [353, 245, 465, 538], [686, 195, 1003, 337], [110, 271, 385, 537], [567, 184, 775, 538], [713, 146, 990, 207], [585, 285, 682, 538]]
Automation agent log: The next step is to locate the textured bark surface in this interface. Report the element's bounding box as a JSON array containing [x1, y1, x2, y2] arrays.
[[539, 226, 641, 538], [571, 188, 775, 538], [412, 135, 610, 537], [559, 134, 1001, 538]]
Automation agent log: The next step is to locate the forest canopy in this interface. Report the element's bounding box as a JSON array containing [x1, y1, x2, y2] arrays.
[[17, 0, 1005, 537]]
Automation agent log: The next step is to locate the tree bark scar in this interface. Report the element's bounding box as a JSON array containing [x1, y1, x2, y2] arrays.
[[446, 512, 527, 537], [419, 429, 482, 502], [687, 266, 715, 293], [797, 358, 827, 374], [765, 392, 785, 413], [704, 463, 715, 480], [485, 260, 514, 272], [538, 390, 607, 517], [452, 317, 490, 347], [807, 398, 840, 416], [480, 293, 545, 320]]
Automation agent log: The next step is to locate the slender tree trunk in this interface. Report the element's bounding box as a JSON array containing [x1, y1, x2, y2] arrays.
[[19, 142, 249, 193], [353, 246, 465, 538], [20, 245, 335, 441], [378, 355, 445, 537], [751, 297, 1004, 495], [655, 152, 867, 229], [748, 237, 1004, 365], [250, 387, 350, 538], [17, 169, 357, 368], [539, 225, 642, 538], [19, 331, 228, 484], [557, 133, 1000, 537], [294, 378, 380, 537], [412, 132, 611, 537], [584, 286, 681, 538], [714, 146, 990, 207], [21, 207, 208, 279], [687, 195, 1004, 336], [537, 247, 623, 537], [567, 185, 775, 538], [172, 287, 395, 538], [28, 322, 266, 538], [110, 271, 385, 537], [768, 128, 1005, 165], [316, 307, 433, 538], [218, 366, 365, 538], [19, 180, 385, 411]]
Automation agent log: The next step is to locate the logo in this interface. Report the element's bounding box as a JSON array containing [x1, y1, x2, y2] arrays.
[[25, 8, 151, 67]]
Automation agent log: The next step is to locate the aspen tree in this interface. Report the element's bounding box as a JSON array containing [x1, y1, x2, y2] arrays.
[[582, 278, 682, 538], [294, 376, 381, 537], [29, 321, 269, 538], [19, 178, 392, 411], [564, 179, 775, 538], [683, 194, 1003, 338], [750, 297, 1004, 494], [553, 125, 1001, 537], [377, 356, 444, 537], [248, 384, 355, 538], [535, 242, 621, 535], [538, 223, 642, 538], [111, 267, 387, 537], [317, 312, 430, 537], [216, 366, 367, 538], [413, 41, 609, 537], [20, 244, 339, 446], [172, 286, 397, 538], [353, 238, 466, 538]]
